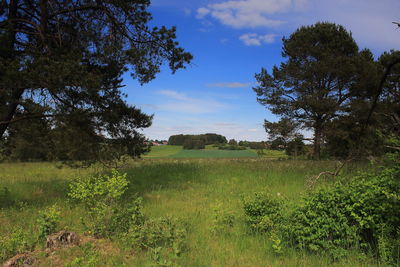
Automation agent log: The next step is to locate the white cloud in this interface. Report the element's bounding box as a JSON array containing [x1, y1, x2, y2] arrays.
[[196, 0, 304, 28], [207, 82, 251, 88], [196, 7, 210, 19], [158, 90, 187, 101], [306, 0, 400, 52], [155, 90, 228, 114], [239, 33, 276, 46]]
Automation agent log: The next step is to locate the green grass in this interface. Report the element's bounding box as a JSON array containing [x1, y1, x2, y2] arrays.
[[0, 159, 375, 266], [144, 145, 286, 159], [143, 145, 183, 158]]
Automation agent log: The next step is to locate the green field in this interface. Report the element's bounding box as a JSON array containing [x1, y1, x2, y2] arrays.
[[143, 145, 286, 159], [0, 159, 376, 266]]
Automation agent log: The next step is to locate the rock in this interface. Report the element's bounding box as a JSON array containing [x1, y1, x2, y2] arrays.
[[46, 230, 80, 250], [3, 253, 35, 267]]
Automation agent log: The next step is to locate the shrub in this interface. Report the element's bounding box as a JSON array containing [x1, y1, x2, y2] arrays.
[[242, 192, 284, 233], [288, 167, 400, 260], [123, 216, 187, 254], [37, 205, 61, 240], [68, 169, 132, 237], [0, 229, 31, 261]]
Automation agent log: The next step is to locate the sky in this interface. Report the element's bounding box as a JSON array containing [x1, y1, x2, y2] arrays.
[[123, 0, 400, 141]]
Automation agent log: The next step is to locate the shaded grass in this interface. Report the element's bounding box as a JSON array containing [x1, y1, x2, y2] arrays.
[[0, 159, 375, 266]]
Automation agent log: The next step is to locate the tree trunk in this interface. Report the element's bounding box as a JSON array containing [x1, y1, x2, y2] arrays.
[[313, 124, 322, 160], [0, 0, 23, 139], [0, 89, 25, 138]]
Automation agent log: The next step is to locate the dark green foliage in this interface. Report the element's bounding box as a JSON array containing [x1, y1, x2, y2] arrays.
[[182, 138, 205, 150], [0, 186, 13, 208], [286, 138, 306, 157], [242, 192, 284, 233], [288, 167, 400, 259], [217, 144, 246, 150], [254, 22, 364, 159], [269, 138, 285, 151], [168, 133, 227, 146], [248, 142, 267, 150], [228, 139, 237, 145], [0, 0, 192, 163]]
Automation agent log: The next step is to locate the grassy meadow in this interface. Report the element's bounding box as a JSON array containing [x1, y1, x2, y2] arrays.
[[0, 157, 378, 266], [143, 145, 286, 159]]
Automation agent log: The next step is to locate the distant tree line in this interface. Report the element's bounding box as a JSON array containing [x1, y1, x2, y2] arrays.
[[168, 134, 227, 146]]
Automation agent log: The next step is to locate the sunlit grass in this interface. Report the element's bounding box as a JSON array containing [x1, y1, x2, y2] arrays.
[[143, 145, 287, 159], [0, 159, 375, 266]]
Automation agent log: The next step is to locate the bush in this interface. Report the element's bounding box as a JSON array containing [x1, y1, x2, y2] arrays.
[[0, 229, 31, 261], [242, 192, 284, 233], [68, 169, 132, 237], [288, 167, 400, 260], [123, 216, 187, 254], [37, 205, 61, 240]]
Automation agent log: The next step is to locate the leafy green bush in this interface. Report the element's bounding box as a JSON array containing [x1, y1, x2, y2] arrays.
[[123, 216, 187, 254], [242, 192, 284, 233], [68, 169, 131, 237], [37, 205, 61, 240], [288, 167, 400, 260], [0, 229, 31, 261]]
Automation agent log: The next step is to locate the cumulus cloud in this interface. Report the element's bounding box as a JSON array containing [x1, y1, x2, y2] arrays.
[[207, 82, 251, 88], [196, 0, 304, 28], [196, 7, 210, 19], [239, 33, 276, 46]]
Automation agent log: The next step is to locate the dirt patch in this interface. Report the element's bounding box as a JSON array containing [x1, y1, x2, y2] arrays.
[[3, 253, 35, 267]]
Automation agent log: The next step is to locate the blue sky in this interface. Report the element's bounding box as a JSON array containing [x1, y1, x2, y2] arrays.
[[123, 0, 400, 141]]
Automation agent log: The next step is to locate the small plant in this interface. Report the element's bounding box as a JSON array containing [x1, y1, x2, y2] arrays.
[[270, 232, 284, 255], [211, 203, 235, 233], [37, 204, 61, 240], [0, 229, 30, 261], [64, 243, 100, 267], [123, 216, 187, 254], [0, 187, 13, 208]]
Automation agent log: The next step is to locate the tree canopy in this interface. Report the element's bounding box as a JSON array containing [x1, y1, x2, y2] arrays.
[[0, 0, 192, 163], [254, 22, 367, 159]]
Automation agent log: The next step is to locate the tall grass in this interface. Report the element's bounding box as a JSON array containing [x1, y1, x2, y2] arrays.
[[0, 159, 375, 266]]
